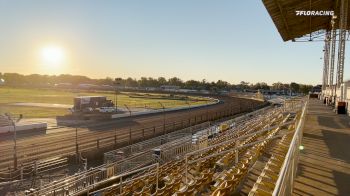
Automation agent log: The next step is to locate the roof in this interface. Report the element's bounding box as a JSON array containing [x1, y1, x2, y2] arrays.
[[262, 0, 347, 41]]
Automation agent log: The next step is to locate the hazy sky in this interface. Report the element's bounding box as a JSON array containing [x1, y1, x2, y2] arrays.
[[0, 0, 348, 85]]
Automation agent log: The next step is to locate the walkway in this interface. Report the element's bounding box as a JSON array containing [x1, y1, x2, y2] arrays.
[[293, 99, 350, 196]]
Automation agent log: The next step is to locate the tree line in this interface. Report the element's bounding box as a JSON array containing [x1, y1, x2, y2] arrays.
[[0, 73, 315, 94]]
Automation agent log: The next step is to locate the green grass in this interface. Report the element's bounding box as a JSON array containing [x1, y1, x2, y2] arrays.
[[0, 87, 213, 118]]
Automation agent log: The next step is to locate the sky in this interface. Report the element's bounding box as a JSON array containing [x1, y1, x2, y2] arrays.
[[0, 0, 348, 85]]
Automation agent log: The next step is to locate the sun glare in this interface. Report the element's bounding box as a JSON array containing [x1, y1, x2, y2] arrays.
[[40, 45, 65, 68]]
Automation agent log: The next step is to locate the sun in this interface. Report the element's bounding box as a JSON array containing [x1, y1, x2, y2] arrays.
[[40, 45, 65, 68]]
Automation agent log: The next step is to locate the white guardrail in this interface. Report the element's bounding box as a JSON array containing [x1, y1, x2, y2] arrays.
[[0, 123, 47, 134], [111, 98, 220, 119], [272, 100, 308, 196]]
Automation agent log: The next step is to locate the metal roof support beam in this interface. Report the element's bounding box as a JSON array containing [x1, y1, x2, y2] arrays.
[[322, 30, 331, 90], [329, 20, 337, 95], [274, 0, 294, 41], [336, 0, 348, 90]]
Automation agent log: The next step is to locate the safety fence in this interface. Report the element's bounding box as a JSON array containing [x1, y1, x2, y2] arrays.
[[24, 104, 270, 195], [0, 99, 266, 177], [272, 100, 308, 196], [84, 104, 298, 195], [103, 122, 209, 163]]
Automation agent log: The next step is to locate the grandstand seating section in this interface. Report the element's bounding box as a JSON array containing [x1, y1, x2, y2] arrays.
[[101, 106, 300, 196]]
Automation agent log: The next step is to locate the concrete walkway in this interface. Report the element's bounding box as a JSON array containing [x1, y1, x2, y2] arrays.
[[293, 99, 350, 196]]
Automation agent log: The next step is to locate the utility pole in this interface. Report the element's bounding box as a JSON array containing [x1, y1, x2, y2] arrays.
[[158, 102, 166, 134], [114, 78, 123, 112], [5, 113, 22, 170], [206, 100, 209, 122], [124, 104, 132, 116], [186, 101, 191, 132]]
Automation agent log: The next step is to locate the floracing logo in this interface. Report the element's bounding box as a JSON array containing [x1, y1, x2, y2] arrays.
[[296, 10, 334, 16]]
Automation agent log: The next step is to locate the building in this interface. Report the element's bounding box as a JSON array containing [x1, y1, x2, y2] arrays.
[[73, 96, 114, 112]]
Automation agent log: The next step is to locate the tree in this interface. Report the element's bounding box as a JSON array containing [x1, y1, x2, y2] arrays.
[[157, 77, 167, 86], [239, 81, 250, 90], [125, 77, 138, 87], [290, 82, 300, 93], [168, 77, 183, 86], [299, 84, 313, 94]]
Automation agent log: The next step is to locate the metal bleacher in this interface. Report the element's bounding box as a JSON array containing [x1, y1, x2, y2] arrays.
[[27, 98, 306, 196]]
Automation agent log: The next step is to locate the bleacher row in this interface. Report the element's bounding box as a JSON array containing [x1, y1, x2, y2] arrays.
[[249, 117, 296, 196], [100, 106, 299, 196]]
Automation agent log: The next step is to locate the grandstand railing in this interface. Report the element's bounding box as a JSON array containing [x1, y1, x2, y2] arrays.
[[272, 100, 308, 196], [104, 122, 209, 163], [25, 103, 270, 195]]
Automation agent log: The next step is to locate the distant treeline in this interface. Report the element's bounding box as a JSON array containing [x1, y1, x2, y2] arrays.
[[0, 73, 316, 94]]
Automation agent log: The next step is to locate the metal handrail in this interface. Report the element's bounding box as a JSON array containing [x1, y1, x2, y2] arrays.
[[272, 100, 308, 196]]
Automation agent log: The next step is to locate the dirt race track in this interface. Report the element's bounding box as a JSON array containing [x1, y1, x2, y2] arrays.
[[0, 95, 267, 177]]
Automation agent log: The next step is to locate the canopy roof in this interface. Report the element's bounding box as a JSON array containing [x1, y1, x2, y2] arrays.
[[262, 0, 348, 41]]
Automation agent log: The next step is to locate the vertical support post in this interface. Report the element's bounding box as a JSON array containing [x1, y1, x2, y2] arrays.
[[206, 100, 209, 121], [329, 17, 337, 102], [20, 164, 23, 181], [158, 102, 166, 135], [185, 155, 188, 184], [13, 121, 18, 170], [129, 128, 132, 145], [5, 114, 21, 171], [235, 141, 239, 164], [322, 30, 331, 91], [120, 176, 123, 194], [75, 128, 79, 163], [114, 128, 117, 147], [156, 163, 159, 190], [336, 0, 348, 90]]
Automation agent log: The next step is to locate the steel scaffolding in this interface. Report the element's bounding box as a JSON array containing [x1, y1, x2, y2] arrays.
[[329, 20, 337, 96], [322, 30, 331, 90], [336, 0, 348, 89]]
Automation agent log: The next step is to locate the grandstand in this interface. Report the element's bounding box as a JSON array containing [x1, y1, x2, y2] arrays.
[[262, 0, 350, 115], [26, 98, 306, 195]]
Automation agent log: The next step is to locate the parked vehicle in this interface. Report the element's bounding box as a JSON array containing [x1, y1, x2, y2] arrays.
[[98, 107, 116, 113]]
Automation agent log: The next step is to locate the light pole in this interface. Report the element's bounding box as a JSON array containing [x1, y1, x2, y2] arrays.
[[5, 113, 22, 170], [206, 100, 209, 122], [114, 78, 123, 112], [185, 101, 191, 131], [124, 104, 132, 116], [158, 102, 166, 134], [115, 89, 118, 112]]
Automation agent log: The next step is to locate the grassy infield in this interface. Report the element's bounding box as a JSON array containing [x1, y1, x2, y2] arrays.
[[0, 87, 211, 118]]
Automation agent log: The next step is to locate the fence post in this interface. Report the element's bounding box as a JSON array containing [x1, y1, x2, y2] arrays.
[[20, 164, 23, 181], [75, 128, 79, 163], [114, 128, 117, 146], [129, 128, 132, 145], [153, 126, 156, 136]]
